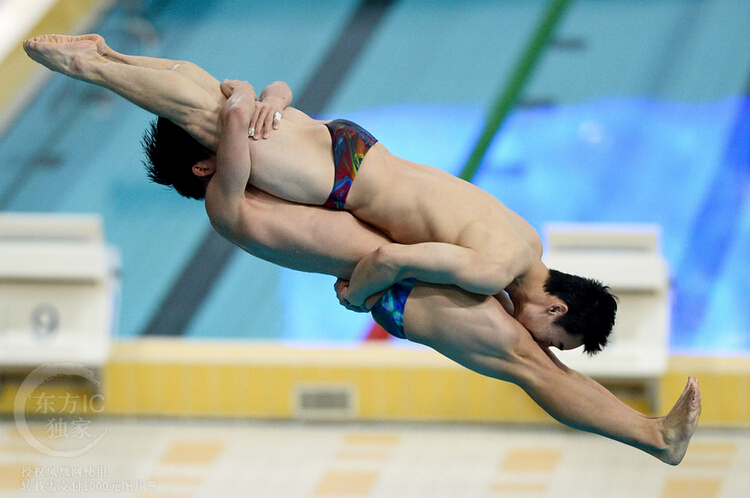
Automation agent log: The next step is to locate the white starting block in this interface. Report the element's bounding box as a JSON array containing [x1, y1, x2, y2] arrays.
[[543, 223, 670, 394], [0, 213, 120, 368]]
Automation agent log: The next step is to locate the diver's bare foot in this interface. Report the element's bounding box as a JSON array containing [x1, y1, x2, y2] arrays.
[[655, 376, 702, 465], [24, 34, 107, 53], [23, 34, 103, 79]]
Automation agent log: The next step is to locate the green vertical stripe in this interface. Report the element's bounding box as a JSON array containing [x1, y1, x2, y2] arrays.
[[458, 0, 573, 182]]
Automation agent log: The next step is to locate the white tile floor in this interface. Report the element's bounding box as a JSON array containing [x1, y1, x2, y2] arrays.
[[0, 418, 748, 498]]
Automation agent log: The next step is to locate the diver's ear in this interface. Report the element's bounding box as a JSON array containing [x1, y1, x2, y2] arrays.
[[548, 303, 568, 316], [192, 159, 215, 177]]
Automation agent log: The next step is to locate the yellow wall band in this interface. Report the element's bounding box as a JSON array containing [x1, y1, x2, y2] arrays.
[[3, 339, 744, 427]]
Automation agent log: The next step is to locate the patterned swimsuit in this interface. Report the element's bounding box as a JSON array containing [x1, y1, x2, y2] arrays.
[[323, 119, 415, 339]]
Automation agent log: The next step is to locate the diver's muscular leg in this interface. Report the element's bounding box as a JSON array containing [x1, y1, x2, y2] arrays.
[[88, 34, 225, 103], [402, 284, 701, 465], [24, 34, 221, 149]]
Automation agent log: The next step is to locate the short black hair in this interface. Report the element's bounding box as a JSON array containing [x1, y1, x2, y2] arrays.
[[544, 269, 618, 355], [142, 117, 213, 200]]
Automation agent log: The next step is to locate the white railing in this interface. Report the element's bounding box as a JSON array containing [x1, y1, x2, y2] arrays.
[[0, 213, 120, 368], [543, 223, 671, 407]]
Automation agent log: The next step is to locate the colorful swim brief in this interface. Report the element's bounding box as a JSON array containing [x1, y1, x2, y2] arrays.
[[370, 278, 417, 340], [323, 119, 378, 210]]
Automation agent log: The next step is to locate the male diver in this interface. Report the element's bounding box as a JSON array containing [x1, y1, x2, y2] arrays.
[[23, 34, 701, 465], [25, 34, 614, 355]]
